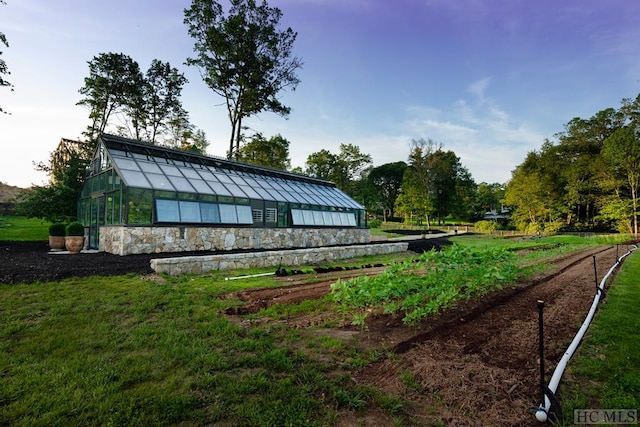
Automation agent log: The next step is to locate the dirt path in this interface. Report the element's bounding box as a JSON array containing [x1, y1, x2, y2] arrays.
[[223, 245, 624, 426]]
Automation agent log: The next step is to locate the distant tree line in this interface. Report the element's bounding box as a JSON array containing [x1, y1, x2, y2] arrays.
[[504, 93, 640, 235]]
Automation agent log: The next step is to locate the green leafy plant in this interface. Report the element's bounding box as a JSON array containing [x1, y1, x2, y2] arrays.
[[65, 221, 85, 236], [48, 222, 67, 237], [331, 245, 521, 324]]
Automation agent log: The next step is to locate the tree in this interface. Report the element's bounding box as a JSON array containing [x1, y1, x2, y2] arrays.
[[602, 124, 640, 235], [77, 52, 144, 142], [305, 144, 372, 193], [366, 162, 407, 219], [185, 0, 303, 159], [15, 150, 89, 222], [142, 59, 189, 143], [1, 0, 13, 114], [78, 53, 192, 149], [236, 133, 291, 170]]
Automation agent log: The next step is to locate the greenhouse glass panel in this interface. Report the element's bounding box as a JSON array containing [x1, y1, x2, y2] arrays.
[[302, 210, 314, 225], [156, 199, 180, 222], [145, 173, 175, 190], [313, 210, 325, 225], [120, 170, 152, 188], [236, 205, 254, 224], [267, 189, 288, 202], [189, 179, 214, 194], [200, 203, 220, 223], [138, 161, 162, 174], [168, 176, 195, 192], [179, 201, 201, 222], [239, 185, 261, 199], [322, 211, 334, 225], [112, 156, 140, 171], [208, 181, 233, 197], [219, 204, 238, 223], [180, 168, 201, 179], [225, 183, 248, 198], [213, 172, 234, 184], [230, 175, 248, 185], [253, 187, 276, 200], [291, 209, 304, 225], [160, 164, 182, 177]]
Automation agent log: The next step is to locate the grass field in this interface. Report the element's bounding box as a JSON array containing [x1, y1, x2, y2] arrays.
[[1, 220, 637, 425], [0, 215, 50, 241]]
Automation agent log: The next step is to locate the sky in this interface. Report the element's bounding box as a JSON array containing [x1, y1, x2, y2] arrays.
[[1, 0, 640, 189]]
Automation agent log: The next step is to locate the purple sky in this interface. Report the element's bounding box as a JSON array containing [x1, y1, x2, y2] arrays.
[[2, 0, 640, 187]]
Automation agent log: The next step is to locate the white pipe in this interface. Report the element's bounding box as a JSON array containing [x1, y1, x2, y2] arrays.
[[224, 271, 275, 281], [538, 244, 637, 419]]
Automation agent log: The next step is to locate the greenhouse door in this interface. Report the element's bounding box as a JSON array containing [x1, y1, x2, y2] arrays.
[[88, 194, 105, 249]]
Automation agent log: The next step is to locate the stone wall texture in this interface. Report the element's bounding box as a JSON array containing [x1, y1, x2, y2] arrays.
[[99, 226, 371, 256], [150, 242, 409, 275]]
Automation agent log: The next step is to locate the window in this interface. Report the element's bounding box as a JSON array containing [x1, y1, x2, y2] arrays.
[[156, 199, 180, 222], [266, 208, 277, 223], [252, 209, 263, 223], [200, 203, 220, 223], [179, 201, 201, 222]]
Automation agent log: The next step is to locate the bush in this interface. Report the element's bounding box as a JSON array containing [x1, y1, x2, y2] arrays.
[[474, 220, 499, 232], [368, 219, 382, 229], [65, 222, 85, 237], [48, 223, 67, 236]]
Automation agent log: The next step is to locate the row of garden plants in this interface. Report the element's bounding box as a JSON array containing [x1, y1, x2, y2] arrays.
[[330, 245, 521, 325]]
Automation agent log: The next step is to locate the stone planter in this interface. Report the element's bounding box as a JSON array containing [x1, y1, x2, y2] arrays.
[[65, 236, 85, 253], [49, 236, 66, 251]]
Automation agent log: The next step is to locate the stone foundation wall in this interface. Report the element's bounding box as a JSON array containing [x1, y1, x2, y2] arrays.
[[150, 242, 409, 275], [99, 226, 371, 256]]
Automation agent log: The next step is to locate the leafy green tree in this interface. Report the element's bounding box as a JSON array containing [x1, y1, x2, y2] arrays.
[[141, 59, 189, 143], [236, 133, 291, 170], [602, 124, 640, 235], [15, 153, 89, 222], [1, 0, 13, 114], [474, 182, 504, 218], [305, 144, 372, 193], [185, 0, 303, 159], [77, 52, 144, 142], [366, 161, 407, 219]]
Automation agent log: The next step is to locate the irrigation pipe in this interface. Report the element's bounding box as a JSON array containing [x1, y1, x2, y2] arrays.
[[536, 244, 637, 422], [224, 272, 275, 281]]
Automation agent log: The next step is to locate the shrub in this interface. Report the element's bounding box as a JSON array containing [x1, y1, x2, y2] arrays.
[[368, 219, 382, 229], [48, 223, 67, 236], [474, 220, 499, 232], [65, 222, 85, 237]]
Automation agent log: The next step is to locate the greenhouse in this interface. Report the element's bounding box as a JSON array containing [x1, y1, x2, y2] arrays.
[[79, 134, 369, 255]]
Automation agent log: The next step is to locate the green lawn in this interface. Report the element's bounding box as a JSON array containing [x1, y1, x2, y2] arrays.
[[0, 215, 50, 241], [1, 226, 637, 426], [561, 247, 640, 423], [0, 274, 404, 426]]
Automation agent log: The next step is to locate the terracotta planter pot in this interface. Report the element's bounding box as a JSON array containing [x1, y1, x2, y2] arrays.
[[65, 236, 85, 253], [49, 236, 66, 251]]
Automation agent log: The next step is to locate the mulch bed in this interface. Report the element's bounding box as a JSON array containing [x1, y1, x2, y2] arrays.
[[0, 237, 449, 284]]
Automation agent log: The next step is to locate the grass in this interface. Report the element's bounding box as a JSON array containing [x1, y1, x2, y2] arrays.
[[0, 215, 50, 241], [0, 274, 402, 426], [561, 248, 640, 423], [1, 223, 637, 425]]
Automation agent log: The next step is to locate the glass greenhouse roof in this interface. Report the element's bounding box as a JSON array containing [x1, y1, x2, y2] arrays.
[[99, 134, 364, 210]]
